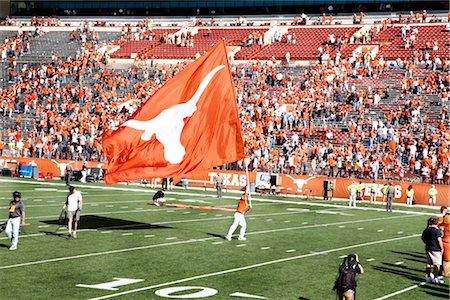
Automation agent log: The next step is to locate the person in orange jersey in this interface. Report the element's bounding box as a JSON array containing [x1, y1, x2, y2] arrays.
[[439, 208, 450, 277], [225, 190, 251, 241]]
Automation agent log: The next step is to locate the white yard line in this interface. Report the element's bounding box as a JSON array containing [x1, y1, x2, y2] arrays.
[[0, 215, 415, 269], [374, 281, 428, 300], [88, 234, 421, 300]]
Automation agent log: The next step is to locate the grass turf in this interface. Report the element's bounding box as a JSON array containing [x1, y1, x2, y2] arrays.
[[0, 178, 448, 300]]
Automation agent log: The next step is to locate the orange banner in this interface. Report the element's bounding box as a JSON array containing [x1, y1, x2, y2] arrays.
[[182, 169, 450, 207], [1, 156, 449, 207]]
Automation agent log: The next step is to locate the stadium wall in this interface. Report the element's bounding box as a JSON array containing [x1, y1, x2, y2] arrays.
[[1, 156, 448, 206]]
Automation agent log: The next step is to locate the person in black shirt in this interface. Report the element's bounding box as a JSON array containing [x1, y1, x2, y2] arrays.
[[334, 253, 364, 300], [422, 217, 444, 284], [153, 188, 166, 206], [5, 191, 26, 250]]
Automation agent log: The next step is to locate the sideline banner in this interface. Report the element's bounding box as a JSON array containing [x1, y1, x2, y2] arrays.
[[183, 169, 450, 207], [255, 172, 271, 189], [0, 156, 106, 178], [1, 156, 449, 206]]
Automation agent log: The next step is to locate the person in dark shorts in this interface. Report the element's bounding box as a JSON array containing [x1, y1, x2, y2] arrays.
[[422, 217, 444, 284]]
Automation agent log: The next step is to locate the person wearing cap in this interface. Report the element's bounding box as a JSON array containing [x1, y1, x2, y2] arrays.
[[63, 186, 82, 238], [428, 185, 438, 206], [153, 188, 166, 206], [5, 191, 26, 250]]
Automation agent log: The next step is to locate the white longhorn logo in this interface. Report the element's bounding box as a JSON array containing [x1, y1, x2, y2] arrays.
[[51, 160, 72, 176], [287, 175, 316, 192], [121, 65, 225, 164]]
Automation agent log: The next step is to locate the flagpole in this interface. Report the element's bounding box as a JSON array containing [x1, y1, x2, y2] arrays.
[[244, 158, 252, 209]]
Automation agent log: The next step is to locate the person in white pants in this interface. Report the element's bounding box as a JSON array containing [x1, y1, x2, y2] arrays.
[[5, 191, 26, 250], [348, 182, 357, 207], [225, 191, 251, 241]]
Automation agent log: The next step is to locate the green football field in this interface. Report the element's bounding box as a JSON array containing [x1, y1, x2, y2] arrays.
[[0, 178, 448, 300]]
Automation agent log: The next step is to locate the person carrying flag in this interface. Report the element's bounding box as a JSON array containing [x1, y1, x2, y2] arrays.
[[225, 190, 251, 241], [5, 191, 26, 250], [63, 185, 83, 238]]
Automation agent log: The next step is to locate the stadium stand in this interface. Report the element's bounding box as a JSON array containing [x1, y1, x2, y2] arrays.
[[0, 13, 449, 185]]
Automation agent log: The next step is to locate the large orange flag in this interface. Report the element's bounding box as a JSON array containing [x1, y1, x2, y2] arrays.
[[102, 40, 244, 184]]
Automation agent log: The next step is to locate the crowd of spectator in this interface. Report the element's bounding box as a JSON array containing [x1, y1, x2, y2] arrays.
[[0, 16, 449, 185]]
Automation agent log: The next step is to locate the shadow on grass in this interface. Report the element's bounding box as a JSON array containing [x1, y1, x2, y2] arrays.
[[40, 231, 67, 238], [205, 232, 228, 240], [0, 243, 9, 248], [40, 215, 173, 231], [392, 250, 426, 263], [372, 263, 423, 282], [382, 262, 424, 273], [420, 283, 450, 298]]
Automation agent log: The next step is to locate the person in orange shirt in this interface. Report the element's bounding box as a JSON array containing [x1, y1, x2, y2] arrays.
[[225, 190, 251, 241], [438, 207, 450, 277]]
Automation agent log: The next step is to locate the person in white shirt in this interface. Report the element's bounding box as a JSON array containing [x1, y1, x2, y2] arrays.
[[63, 185, 83, 238]]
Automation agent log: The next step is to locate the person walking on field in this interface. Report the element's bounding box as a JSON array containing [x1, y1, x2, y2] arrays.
[[225, 190, 251, 241], [5, 191, 26, 250], [63, 185, 83, 238]]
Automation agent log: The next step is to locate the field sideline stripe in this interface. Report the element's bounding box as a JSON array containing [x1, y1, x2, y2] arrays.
[[0, 215, 416, 268], [373, 282, 427, 299], [0, 178, 437, 216], [89, 234, 421, 300]]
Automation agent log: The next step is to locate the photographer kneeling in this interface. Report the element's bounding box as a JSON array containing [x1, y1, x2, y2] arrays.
[[334, 253, 364, 300]]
